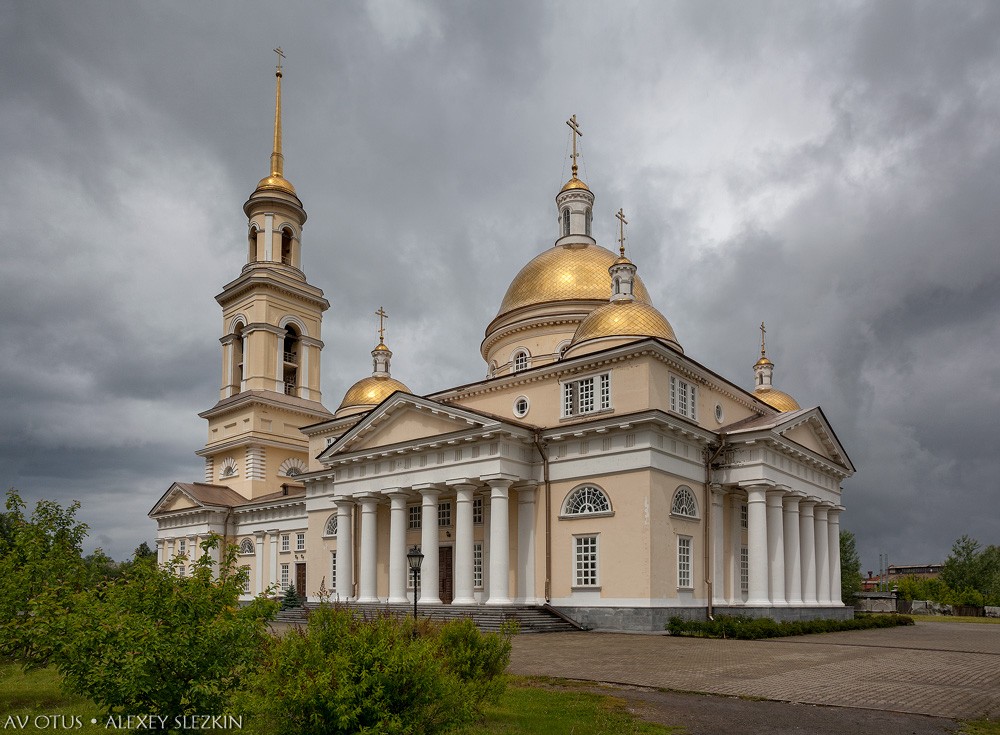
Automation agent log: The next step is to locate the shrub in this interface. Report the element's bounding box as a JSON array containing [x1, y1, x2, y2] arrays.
[[667, 613, 914, 639], [236, 606, 512, 735]]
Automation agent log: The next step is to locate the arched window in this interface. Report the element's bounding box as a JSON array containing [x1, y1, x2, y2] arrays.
[[562, 485, 612, 516], [232, 323, 245, 393], [283, 326, 299, 395], [248, 226, 258, 263], [220, 458, 238, 479], [671, 486, 699, 518], [488, 360, 497, 378], [279, 458, 306, 478], [512, 349, 529, 373], [324, 515, 338, 537], [280, 227, 294, 265], [562, 208, 570, 237], [239, 538, 255, 555]]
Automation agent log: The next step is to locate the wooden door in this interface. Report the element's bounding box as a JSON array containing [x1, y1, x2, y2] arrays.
[[439, 546, 453, 604], [295, 563, 307, 596]]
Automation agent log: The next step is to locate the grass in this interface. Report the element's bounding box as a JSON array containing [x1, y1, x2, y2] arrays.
[[457, 676, 683, 734], [961, 719, 1000, 734], [912, 615, 1000, 625], [1, 664, 678, 735]]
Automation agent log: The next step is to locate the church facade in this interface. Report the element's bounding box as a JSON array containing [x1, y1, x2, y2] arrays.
[[149, 65, 854, 631]]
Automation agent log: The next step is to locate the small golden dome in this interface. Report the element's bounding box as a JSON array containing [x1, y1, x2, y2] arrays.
[[560, 176, 590, 192], [496, 244, 651, 317], [373, 341, 390, 352], [754, 356, 773, 368], [755, 387, 801, 412], [337, 375, 410, 414], [571, 300, 681, 349], [255, 174, 297, 195]]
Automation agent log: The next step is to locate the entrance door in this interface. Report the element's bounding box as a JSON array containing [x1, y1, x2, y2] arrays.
[[439, 546, 453, 604], [295, 563, 307, 596]]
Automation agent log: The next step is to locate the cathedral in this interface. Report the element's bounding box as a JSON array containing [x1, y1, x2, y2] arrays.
[[149, 62, 855, 631]]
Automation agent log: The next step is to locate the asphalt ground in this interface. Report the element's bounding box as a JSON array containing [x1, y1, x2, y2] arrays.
[[508, 620, 1000, 730]]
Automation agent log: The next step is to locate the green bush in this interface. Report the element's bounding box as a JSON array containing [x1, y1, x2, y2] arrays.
[[667, 613, 914, 639], [236, 606, 513, 735]]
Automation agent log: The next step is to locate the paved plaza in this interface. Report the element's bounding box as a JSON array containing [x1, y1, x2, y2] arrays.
[[509, 621, 1000, 720]]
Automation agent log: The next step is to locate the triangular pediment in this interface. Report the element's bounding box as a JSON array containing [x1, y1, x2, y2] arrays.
[[318, 393, 515, 462], [723, 407, 854, 474], [148, 482, 247, 517]]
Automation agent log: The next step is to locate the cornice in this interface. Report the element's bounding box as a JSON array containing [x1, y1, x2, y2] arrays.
[[216, 272, 330, 312], [199, 390, 333, 423]]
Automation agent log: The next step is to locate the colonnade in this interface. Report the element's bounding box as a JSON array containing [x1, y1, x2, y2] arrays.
[[711, 484, 843, 607], [333, 476, 537, 606]]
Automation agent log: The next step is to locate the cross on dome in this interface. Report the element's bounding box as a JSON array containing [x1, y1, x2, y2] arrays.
[[566, 114, 582, 179], [376, 306, 389, 346], [616, 208, 628, 257]]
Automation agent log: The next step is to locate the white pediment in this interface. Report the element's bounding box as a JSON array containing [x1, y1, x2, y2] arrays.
[[318, 393, 507, 462]]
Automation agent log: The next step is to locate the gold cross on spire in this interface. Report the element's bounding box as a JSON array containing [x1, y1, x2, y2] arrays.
[[566, 114, 583, 179], [376, 307, 389, 345], [615, 208, 628, 257], [760, 321, 767, 357], [274, 46, 285, 74]]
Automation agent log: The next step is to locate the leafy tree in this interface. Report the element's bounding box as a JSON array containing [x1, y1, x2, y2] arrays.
[[49, 536, 277, 719], [942, 535, 984, 594], [0, 489, 102, 665], [839, 530, 863, 604], [133, 541, 156, 560]]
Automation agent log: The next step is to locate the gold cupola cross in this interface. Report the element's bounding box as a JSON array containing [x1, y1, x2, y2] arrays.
[[566, 114, 583, 179], [376, 307, 388, 345], [616, 208, 628, 257]]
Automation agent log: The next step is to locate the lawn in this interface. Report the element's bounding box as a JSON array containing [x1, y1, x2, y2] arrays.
[[912, 615, 1000, 625]]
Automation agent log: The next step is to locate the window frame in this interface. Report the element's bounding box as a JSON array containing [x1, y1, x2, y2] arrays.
[[238, 538, 255, 556], [472, 497, 484, 525], [324, 515, 338, 538], [668, 374, 697, 420], [670, 486, 699, 519], [295, 532, 306, 552], [573, 534, 600, 588], [408, 505, 421, 530], [512, 349, 530, 373], [473, 542, 484, 589], [561, 372, 612, 418], [438, 501, 452, 528], [677, 536, 693, 589], [281, 535, 290, 553], [560, 484, 613, 519], [280, 563, 290, 592]]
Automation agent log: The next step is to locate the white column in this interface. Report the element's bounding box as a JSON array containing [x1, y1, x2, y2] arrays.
[[711, 485, 727, 606], [268, 529, 280, 593], [516, 483, 538, 605], [387, 491, 409, 604], [782, 495, 803, 605], [729, 494, 743, 603], [254, 531, 266, 596], [766, 489, 786, 605], [357, 496, 380, 603], [485, 477, 513, 606], [828, 506, 844, 606], [452, 482, 477, 605], [799, 499, 818, 605], [156, 539, 165, 566], [418, 486, 442, 605], [334, 500, 354, 601], [482, 494, 491, 597], [745, 485, 769, 606], [814, 503, 831, 605]]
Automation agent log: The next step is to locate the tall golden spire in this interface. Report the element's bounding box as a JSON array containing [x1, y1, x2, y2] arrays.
[[560, 115, 590, 192], [255, 47, 296, 195], [755, 322, 773, 367]]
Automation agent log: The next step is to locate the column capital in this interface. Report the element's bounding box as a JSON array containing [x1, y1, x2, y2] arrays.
[[766, 488, 786, 503], [413, 483, 442, 498], [254, 530, 267, 539], [332, 496, 355, 507], [357, 494, 382, 510], [782, 493, 804, 509], [738, 480, 775, 491], [482, 473, 518, 489], [446, 477, 479, 489], [513, 480, 539, 492], [266, 528, 280, 535], [384, 488, 410, 499]]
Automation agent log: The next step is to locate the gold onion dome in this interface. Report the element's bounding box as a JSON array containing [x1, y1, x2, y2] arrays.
[[338, 375, 410, 413], [755, 388, 801, 413], [496, 244, 652, 316], [571, 300, 681, 350], [561, 175, 591, 192]]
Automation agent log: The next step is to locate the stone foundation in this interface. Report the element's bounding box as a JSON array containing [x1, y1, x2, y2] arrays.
[[554, 605, 854, 632]]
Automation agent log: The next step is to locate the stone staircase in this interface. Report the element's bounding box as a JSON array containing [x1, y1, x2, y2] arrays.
[[274, 602, 585, 633]]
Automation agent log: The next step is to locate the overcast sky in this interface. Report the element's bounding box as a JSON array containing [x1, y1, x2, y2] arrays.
[[2, 1, 998, 573]]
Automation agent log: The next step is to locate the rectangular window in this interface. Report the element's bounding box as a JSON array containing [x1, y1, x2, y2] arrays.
[[408, 505, 421, 530], [562, 373, 612, 417], [280, 563, 290, 591], [241, 566, 251, 594], [330, 551, 337, 592], [177, 539, 186, 556], [574, 535, 599, 587], [472, 497, 484, 525], [677, 537, 692, 588], [740, 503, 748, 530], [295, 532, 305, 551], [473, 542, 483, 588], [281, 535, 290, 552], [407, 565, 421, 590], [438, 501, 452, 528], [740, 546, 749, 594], [669, 375, 697, 420], [177, 566, 185, 578]]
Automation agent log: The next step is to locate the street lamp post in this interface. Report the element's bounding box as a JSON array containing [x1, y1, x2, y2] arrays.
[[406, 545, 424, 623]]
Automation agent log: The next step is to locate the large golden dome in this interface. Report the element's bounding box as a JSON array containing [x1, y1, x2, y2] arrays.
[[337, 376, 410, 414], [570, 300, 681, 352], [755, 387, 801, 412], [496, 244, 652, 317]]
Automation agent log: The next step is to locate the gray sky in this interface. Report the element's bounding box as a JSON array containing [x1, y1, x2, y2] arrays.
[[2, 1, 998, 573]]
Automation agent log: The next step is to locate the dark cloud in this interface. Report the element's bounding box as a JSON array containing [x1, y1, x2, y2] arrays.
[[2, 1, 997, 566]]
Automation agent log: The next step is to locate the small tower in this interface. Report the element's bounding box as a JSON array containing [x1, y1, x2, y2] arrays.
[[555, 114, 596, 247], [336, 307, 411, 418], [609, 208, 636, 302], [754, 322, 774, 390]]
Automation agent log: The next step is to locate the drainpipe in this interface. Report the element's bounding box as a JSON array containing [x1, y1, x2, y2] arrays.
[[533, 431, 552, 603], [704, 436, 727, 620]]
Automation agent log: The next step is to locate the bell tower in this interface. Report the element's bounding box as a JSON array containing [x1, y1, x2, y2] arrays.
[[196, 50, 333, 500]]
